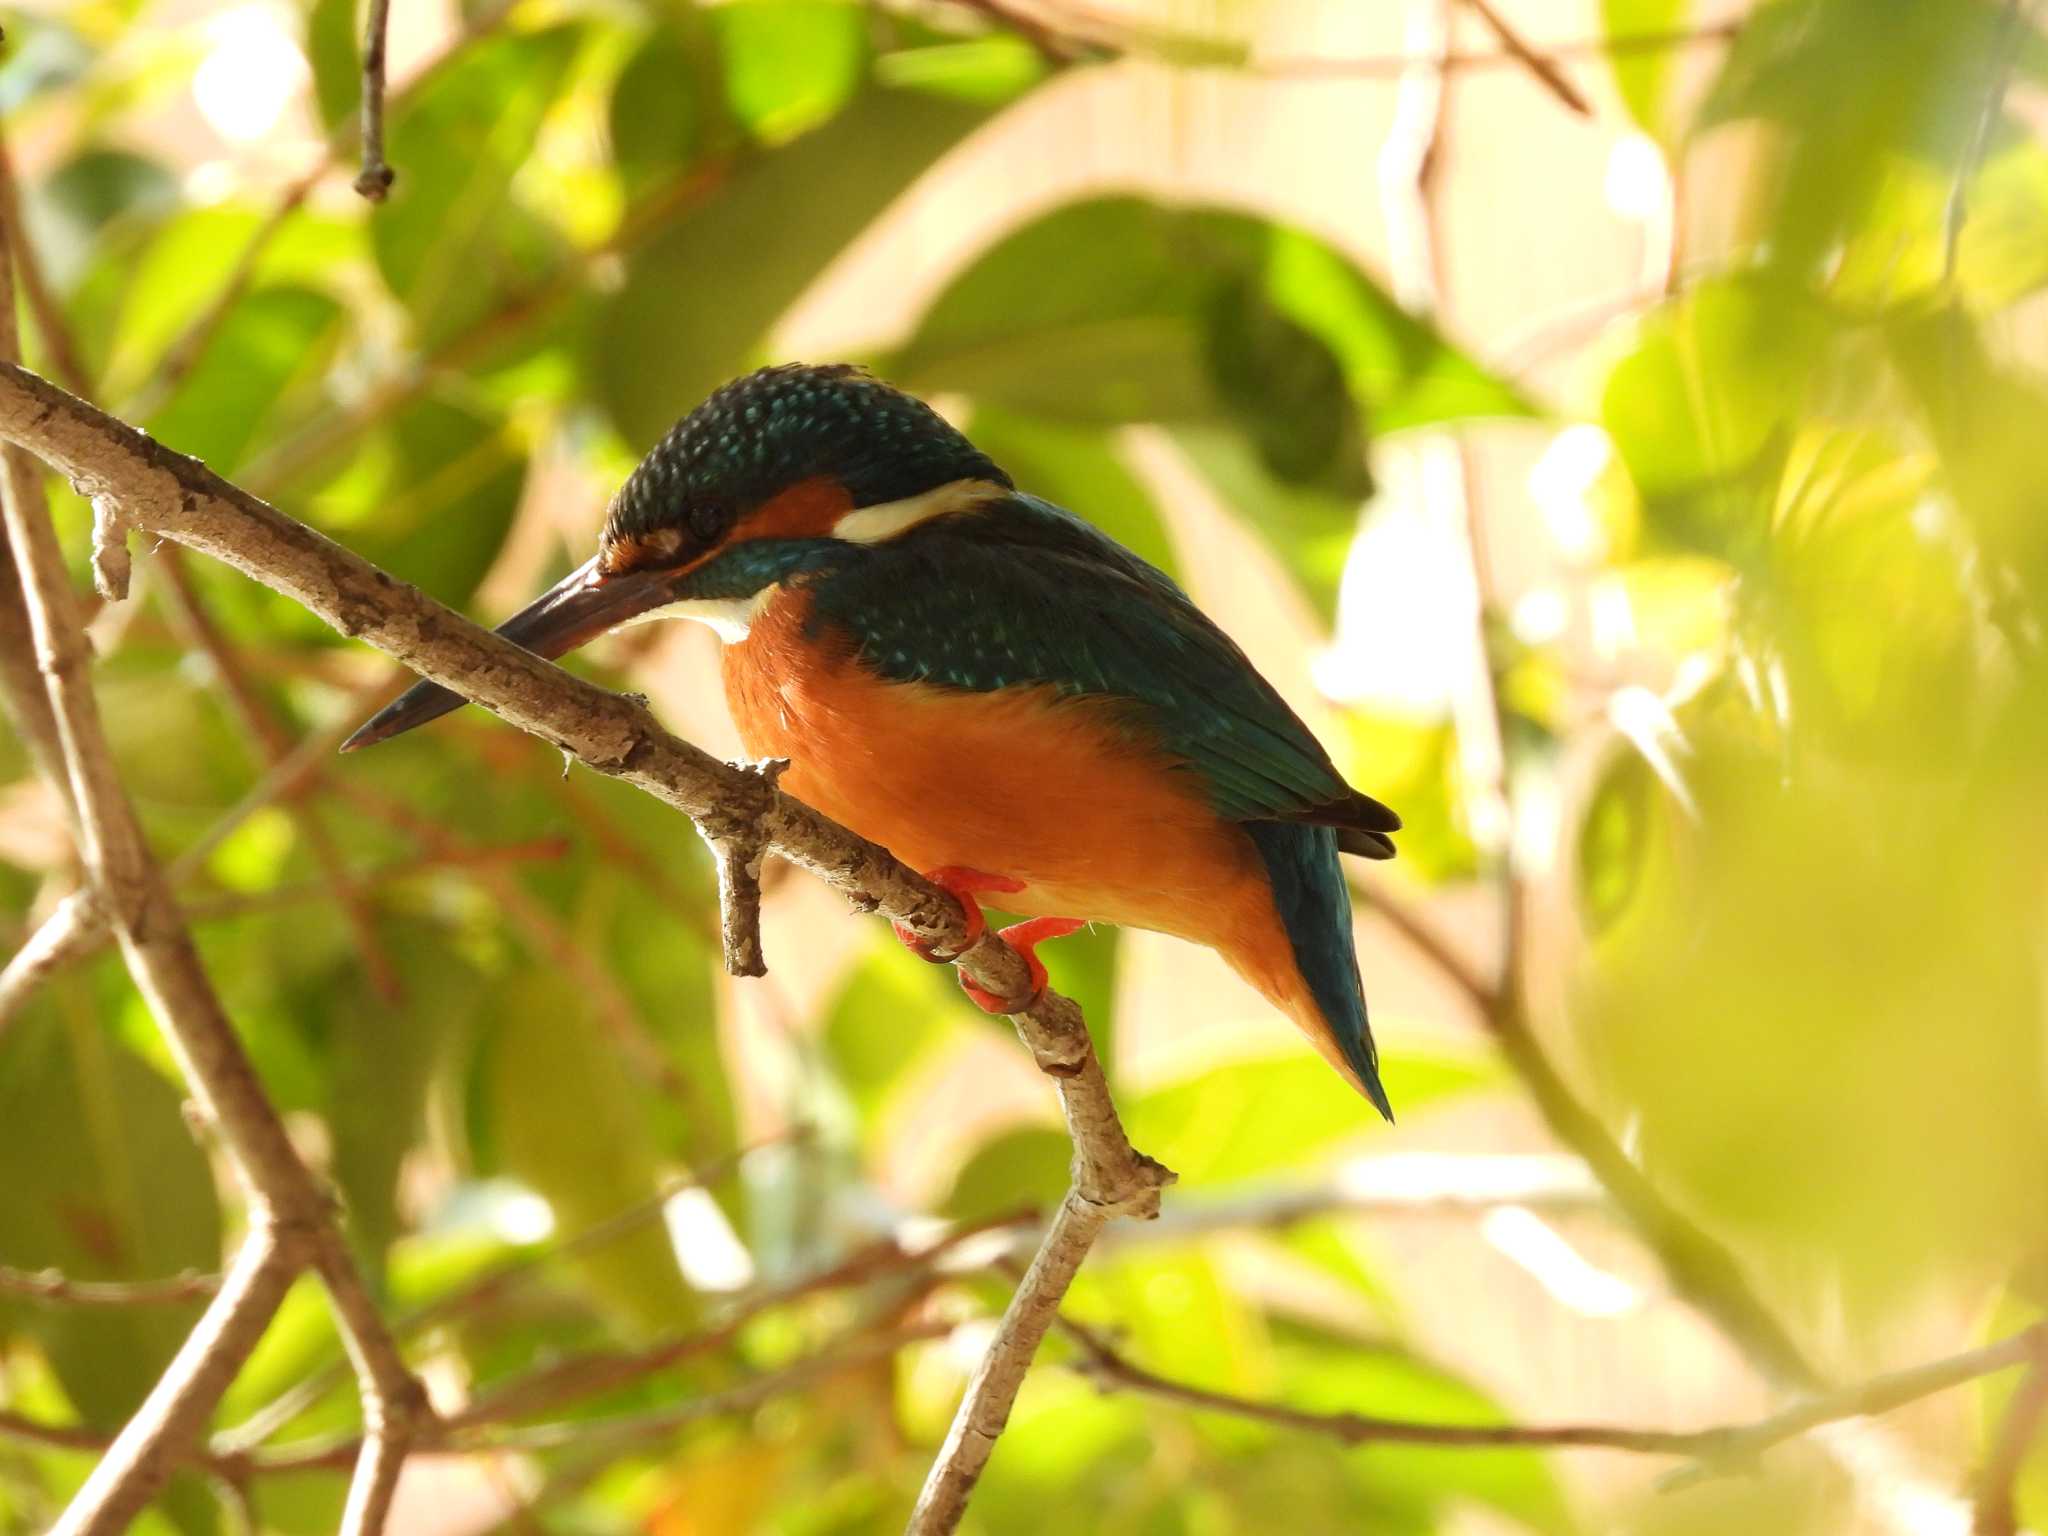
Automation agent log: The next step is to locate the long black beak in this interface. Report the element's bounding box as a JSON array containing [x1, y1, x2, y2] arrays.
[[340, 557, 681, 753]]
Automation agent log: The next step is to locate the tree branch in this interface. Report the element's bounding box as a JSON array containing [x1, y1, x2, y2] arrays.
[[1069, 1317, 2045, 1483], [47, 1221, 299, 1536], [1458, 0, 1591, 115], [0, 341, 427, 1527], [1974, 1328, 2048, 1536], [908, 1184, 1147, 1532], [0, 1263, 222, 1307], [1380, 0, 1818, 1395], [0, 358, 1165, 1536], [354, 0, 397, 200]]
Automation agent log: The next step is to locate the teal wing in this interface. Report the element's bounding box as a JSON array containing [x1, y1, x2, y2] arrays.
[[804, 494, 1399, 848]]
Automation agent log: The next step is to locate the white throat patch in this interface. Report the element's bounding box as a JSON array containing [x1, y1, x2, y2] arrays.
[[831, 477, 1007, 545], [619, 589, 775, 644]]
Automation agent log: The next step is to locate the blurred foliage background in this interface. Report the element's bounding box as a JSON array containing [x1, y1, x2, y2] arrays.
[[4, 0, 2048, 1531]]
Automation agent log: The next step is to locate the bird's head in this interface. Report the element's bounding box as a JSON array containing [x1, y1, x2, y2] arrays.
[[341, 363, 1009, 751]]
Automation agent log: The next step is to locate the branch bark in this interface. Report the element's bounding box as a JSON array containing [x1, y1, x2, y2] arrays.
[[0, 358, 1165, 1536], [1070, 1317, 2045, 1484], [0, 343, 427, 1527], [354, 0, 397, 199], [47, 1222, 298, 1536]]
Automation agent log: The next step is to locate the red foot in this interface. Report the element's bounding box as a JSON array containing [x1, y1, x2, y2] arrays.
[[892, 867, 1026, 962], [959, 917, 1085, 1015]]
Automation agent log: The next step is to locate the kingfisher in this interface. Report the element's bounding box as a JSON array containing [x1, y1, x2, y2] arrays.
[[344, 364, 1403, 1117]]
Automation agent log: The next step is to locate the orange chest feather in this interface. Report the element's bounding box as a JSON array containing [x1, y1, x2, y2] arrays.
[[717, 587, 1271, 939]]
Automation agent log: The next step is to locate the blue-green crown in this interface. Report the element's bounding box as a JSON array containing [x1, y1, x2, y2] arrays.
[[604, 364, 1010, 549]]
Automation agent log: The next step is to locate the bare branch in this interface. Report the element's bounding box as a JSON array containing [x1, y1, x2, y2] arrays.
[[0, 888, 101, 1037], [1973, 1329, 2048, 1536], [47, 1222, 299, 1536], [0, 288, 426, 1530], [0, 1263, 222, 1307], [1069, 1318, 2045, 1480], [354, 0, 397, 200], [88, 495, 132, 602], [908, 1182, 1156, 1532], [1248, 20, 1742, 78], [1380, 0, 1818, 1396], [0, 358, 1163, 1536], [701, 757, 787, 977], [1458, 0, 1591, 115], [154, 544, 403, 1000]]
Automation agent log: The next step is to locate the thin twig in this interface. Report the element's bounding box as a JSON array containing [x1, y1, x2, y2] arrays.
[[0, 714, 367, 1033], [46, 1222, 300, 1536], [354, 0, 397, 200], [1974, 1329, 2048, 1536], [1068, 1318, 2045, 1481], [0, 167, 428, 1526], [1458, 0, 1591, 115], [1248, 20, 1742, 78], [0, 1264, 222, 1307], [122, 0, 518, 418], [470, 1323, 945, 1453], [154, 544, 404, 1001], [0, 130, 91, 399], [908, 1184, 1148, 1532], [702, 757, 786, 976]]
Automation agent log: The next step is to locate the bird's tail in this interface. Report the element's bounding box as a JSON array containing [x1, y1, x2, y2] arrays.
[[1242, 821, 1392, 1121]]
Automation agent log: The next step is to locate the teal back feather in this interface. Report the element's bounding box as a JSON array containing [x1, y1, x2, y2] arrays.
[[1244, 821, 1390, 1120]]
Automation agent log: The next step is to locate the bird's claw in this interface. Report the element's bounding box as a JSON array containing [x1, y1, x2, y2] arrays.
[[959, 917, 1085, 1014], [891, 866, 1025, 962]]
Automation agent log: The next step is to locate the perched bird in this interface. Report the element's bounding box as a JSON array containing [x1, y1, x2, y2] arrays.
[[345, 364, 1403, 1117]]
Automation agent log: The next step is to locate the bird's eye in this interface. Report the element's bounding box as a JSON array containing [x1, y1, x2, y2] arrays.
[[688, 505, 726, 543]]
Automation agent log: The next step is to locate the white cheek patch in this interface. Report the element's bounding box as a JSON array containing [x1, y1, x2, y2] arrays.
[[832, 477, 1007, 544], [620, 589, 775, 644]]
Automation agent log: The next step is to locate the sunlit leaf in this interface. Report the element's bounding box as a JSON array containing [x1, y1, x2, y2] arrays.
[[596, 84, 1016, 446], [712, 0, 868, 141], [1603, 0, 1688, 136], [370, 25, 582, 350]]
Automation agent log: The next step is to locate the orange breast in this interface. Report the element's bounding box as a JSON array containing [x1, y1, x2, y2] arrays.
[[720, 585, 1372, 1098], [724, 589, 1260, 934]]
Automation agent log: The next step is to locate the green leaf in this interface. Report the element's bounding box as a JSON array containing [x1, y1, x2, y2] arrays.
[[1695, 0, 2015, 272], [712, 0, 869, 141], [874, 35, 1048, 101], [1603, 0, 1687, 136], [1173, 423, 1357, 623], [23, 148, 179, 291], [482, 969, 699, 1335], [1125, 1048, 1494, 1186], [0, 1013, 222, 1429], [940, 1126, 1071, 1222], [373, 397, 527, 606], [609, 16, 728, 198], [595, 84, 1016, 446], [305, 0, 359, 130], [822, 939, 962, 1123], [893, 197, 1528, 493], [370, 25, 582, 350], [1600, 276, 1825, 563], [965, 405, 1180, 581], [146, 286, 345, 474]]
